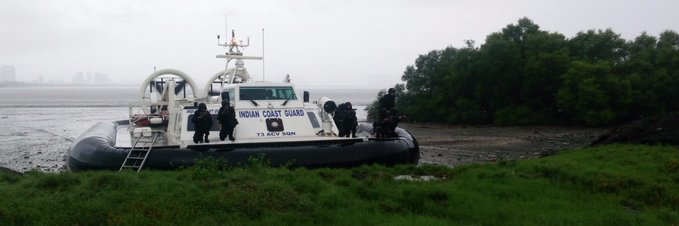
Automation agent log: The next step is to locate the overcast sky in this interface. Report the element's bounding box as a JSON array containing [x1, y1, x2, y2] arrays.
[[1, 0, 678, 88]]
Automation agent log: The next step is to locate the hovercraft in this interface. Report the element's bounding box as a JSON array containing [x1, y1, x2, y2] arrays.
[[68, 29, 419, 171]]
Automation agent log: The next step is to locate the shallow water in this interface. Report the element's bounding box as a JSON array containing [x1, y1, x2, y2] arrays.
[[0, 86, 375, 172], [0, 107, 128, 172]]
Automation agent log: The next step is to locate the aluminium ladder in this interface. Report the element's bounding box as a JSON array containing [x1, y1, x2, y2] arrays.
[[119, 132, 160, 172]]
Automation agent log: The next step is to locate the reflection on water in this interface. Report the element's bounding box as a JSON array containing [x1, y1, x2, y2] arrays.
[[0, 86, 139, 108], [0, 107, 129, 172]]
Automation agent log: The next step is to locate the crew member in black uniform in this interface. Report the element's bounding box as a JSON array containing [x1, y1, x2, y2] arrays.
[[218, 99, 238, 141], [334, 102, 358, 137], [378, 88, 396, 121], [192, 103, 212, 143], [374, 88, 397, 137], [382, 108, 402, 138], [333, 102, 347, 135]]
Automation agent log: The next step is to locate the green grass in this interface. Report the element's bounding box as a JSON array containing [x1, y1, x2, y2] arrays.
[[1, 144, 678, 225]]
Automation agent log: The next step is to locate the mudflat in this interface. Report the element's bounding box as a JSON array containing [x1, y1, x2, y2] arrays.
[[399, 123, 606, 166]]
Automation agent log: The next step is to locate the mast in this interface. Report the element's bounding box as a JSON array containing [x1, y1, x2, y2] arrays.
[[206, 21, 264, 98], [216, 28, 262, 80], [262, 28, 265, 81]]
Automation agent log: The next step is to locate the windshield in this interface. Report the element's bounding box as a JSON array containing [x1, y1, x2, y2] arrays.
[[239, 86, 297, 101]]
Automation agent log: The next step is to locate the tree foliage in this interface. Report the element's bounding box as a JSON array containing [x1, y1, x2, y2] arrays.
[[372, 18, 679, 126]]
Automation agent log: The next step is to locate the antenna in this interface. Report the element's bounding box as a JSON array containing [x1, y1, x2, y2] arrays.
[[225, 14, 228, 41], [262, 28, 265, 81]]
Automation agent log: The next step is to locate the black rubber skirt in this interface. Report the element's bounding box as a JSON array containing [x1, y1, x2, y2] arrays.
[[68, 121, 419, 171]]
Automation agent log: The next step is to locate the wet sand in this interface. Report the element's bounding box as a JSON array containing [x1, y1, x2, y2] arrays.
[[399, 123, 606, 166]]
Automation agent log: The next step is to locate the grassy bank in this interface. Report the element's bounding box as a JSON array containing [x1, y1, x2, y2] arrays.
[[1, 145, 678, 225]]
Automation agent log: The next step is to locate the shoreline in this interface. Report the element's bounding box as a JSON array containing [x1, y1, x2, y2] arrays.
[[1, 122, 607, 173]]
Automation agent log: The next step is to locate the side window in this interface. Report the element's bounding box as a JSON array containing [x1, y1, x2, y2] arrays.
[[289, 89, 297, 99], [187, 114, 220, 131], [174, 112, 181, 131], [228, 88, 236, 102], [239, 87, 297, 100], [187, 114, 196, 131], [307, 112, 320, 128], [210, 115, 219, 131], [187, 114, 195, 131]]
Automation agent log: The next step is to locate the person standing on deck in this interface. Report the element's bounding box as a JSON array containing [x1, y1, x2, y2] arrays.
[[374, 88, 396, 137], [378, 88, 396, 122], [333, 102, 347, 135], [192, 103, 212, 143], [218, 99, 238, 141], [338, 102, 358, 137]]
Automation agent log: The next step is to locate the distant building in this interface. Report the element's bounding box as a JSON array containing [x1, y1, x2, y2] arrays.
[[72, 71, 109, 84], [72, 71, 85, 84], [93, 72, 109, 84], [0, 65, 16, 82]]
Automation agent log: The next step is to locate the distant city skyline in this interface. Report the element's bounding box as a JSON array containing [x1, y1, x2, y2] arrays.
[[71, 71, 110, 84], [0, 64, 127, 84]]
